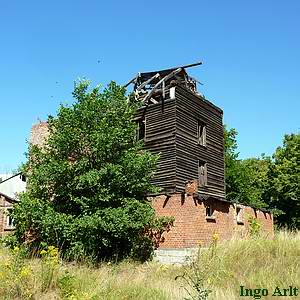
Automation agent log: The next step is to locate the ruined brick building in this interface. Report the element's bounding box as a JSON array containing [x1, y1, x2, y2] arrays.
[[28, 63, 273, 262], [127, 63, 274, 262]]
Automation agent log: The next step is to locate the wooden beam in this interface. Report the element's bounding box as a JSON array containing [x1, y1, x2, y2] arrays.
[[149, 98, 158, 104], [136, 73, 160, 91], [124, 62, 202, 89], [188, 74, 203, 85], [180, 62, 202, 69], [123, 75, 138, 88], [162, 79, 165, 99], [143, 68, 182, 104]]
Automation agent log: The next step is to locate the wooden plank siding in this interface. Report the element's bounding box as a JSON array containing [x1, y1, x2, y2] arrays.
[[135, 86, 225, 198], [175, 86, 225, 198], [135, 99, 177, 193]]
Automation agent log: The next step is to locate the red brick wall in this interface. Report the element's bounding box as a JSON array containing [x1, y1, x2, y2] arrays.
[[30, 121, 49, 147], [0, 195, 14, 236], [0, 196, 5, 234], [151, 194, 274, 249]]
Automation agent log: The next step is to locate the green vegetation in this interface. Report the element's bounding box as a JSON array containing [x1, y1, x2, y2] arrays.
[[11, 80, 172, 262], [0, 231, 299, 299], [6, 77, 298, 270], [224, 127, 300, 228], [224, 126, 271, 208], [269, 133, 300, 228]]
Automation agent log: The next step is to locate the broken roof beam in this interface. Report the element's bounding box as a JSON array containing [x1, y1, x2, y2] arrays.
[[143, 68, 182, 104], [136, 72, 160, 91], [124, 61, 202, 89], [180, 61, 203, 69], [188, 74, 203, 85], [149, 98, 158, 104], [124, 75, 138, 88]]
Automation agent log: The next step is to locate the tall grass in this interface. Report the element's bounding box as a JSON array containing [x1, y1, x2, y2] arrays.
[[0, 231, 299, 299], [185, 230, 300, 299]]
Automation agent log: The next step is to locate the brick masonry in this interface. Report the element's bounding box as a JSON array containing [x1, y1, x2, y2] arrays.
[[0, 194, 15, 236], [30, 121, 49, 147], [151, 193, 274, 249]]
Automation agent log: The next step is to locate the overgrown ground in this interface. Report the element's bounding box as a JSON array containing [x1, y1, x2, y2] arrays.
[[0, 231, 299, 300]]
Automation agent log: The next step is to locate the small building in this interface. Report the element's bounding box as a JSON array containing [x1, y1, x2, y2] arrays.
[[127, 63, 274, 263], [0, 173, 26, 236], [0, 191, 16, 235]]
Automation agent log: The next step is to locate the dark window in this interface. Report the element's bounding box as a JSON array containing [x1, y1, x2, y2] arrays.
[[198, 160, 207, 187], [206, 206, 213, 217], [197, 121, 206, 146], [20, 174, 26, 182], [137, 119, 145, 141], [6, 208, 14, 227]]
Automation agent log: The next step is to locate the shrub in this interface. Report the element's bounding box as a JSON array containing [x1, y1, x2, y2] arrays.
[[12, 80, 173, 262], [247, 214, 262, 237]]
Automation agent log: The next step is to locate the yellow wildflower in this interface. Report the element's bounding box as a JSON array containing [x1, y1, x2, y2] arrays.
[[40, 249, 47, 255], [12, 246, 20, 254], [212, 233, 220, 241], [20, 266, 31, 277]]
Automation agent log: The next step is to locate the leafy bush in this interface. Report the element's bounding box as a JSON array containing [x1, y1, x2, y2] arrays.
[[58, 271, 77, 299], [12, 80, 172, 262], [247, 214, 261, 237]]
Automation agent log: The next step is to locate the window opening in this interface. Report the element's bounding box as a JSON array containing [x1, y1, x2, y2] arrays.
[[197, 121, 206, 146], [6, 208, 14, 228], [198, 160, 207, 187], [137, 119, 145, 140]]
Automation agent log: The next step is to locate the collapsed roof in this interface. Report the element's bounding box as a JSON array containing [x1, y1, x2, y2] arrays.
[[125, 62, 202, 105]]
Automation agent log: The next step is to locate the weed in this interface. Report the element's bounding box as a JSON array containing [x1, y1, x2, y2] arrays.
[[40, 245, 60, 291], [247, 214, 262, 237], [0, 231, 298, 299]]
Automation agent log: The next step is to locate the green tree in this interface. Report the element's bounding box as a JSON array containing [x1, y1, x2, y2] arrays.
[[269, 133, 300, 228], [224, 126, 270, 208], [239, 157, 271, 208], [12, 80, 172, 261], [224, 126, 239, 200]]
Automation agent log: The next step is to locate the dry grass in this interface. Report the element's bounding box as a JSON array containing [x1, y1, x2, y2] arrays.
[[0, 230, 299, 299], [192, 230, 300, 299]]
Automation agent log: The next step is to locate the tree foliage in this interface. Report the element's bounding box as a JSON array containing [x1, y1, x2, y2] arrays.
[[269, 133, 300, 228], [224, 126, 270, 208], [224, 126, 240, 201], [12, 80, 172, 261], [224, 127, 300, 227], [240, 157, 272, 208]]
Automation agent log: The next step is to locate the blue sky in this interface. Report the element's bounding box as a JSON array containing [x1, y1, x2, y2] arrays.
[[0, 0, 299, 172]]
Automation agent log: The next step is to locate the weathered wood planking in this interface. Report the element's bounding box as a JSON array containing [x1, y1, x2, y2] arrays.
[[175, 86, 225, 197], [135, 86, 225, 198], [135, 99, 177, 192]]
